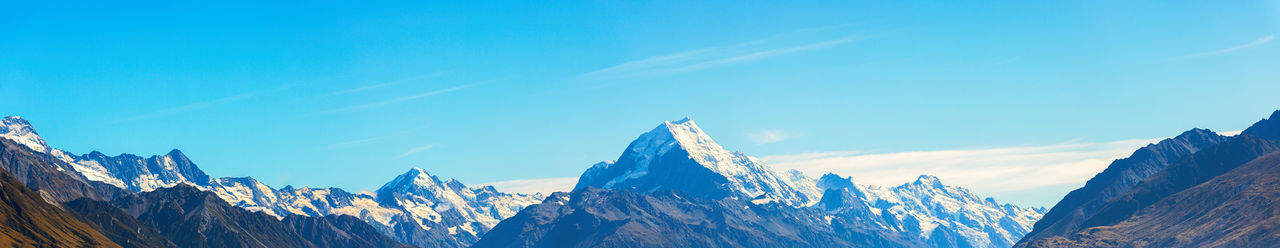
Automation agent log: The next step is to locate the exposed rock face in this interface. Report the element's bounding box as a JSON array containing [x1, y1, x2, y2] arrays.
[[110, 184, 318, 248], [473, 187, 918, 248], [282, 214, 414, 248], [62, 198, 178, 248], [1020, 128, 1227, 243], [0, 167, 121, 248]]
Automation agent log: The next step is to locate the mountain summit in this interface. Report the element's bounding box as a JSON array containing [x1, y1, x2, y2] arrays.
[[574, 118, 818, 205]]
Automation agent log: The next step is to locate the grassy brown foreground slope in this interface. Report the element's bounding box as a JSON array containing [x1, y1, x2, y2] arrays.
[[0, 167, 119, 247]]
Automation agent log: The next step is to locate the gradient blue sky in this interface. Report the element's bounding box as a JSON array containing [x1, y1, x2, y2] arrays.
[[2, 1, 1278, 207]]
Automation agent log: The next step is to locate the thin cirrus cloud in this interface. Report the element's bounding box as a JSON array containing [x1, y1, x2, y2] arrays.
[[321, 72, 447, 97], [761, 138, 1162, 199], [319, 82, 481, 114], [397, 144, 436, 158], [325, 127, 427, 150], [578, 26, 864, 80], [1171, 34, 1274, 60], [116, 85, 291, 123], [478, 177, 578, 195]]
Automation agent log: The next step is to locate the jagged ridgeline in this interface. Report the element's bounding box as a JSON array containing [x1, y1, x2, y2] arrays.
[[480, 117, 1045, 248], [0, 116, 542, 248], [3, 115, 1051, 247]]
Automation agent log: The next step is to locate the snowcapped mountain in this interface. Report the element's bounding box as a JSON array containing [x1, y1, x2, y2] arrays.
[[0, 116, 542, 248], [818, 173, 1045, 247], [575, 117, 818, 206], [574, 117, 1044, 247]]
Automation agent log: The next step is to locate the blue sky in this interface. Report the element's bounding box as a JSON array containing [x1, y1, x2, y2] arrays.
[[2, 0, 1278, 207]]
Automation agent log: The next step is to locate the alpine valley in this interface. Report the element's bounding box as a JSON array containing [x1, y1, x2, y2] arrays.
[[4, 111, 1280, 247]]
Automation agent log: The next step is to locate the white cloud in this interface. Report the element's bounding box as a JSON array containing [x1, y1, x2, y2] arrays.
[[1217, 130, 1243, 136], [397, 144, 436, 158], [747, 130, 791, 144], [1172, 35, 1274, 60], [478, 177, 578, 195], [761, 138, 1161, 198], [578, 26, 863, 80]]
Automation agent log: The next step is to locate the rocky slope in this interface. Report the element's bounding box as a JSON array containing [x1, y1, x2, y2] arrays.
[[1019, 128, 1228, 243], [1018, 110, 1280, 247], [1039, 149, 1280, 247], [0, 167, 120, 248]]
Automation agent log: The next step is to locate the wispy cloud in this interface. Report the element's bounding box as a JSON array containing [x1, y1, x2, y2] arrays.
[[762, 138, 1161, 200], [478, 177, 578, 195], [320, 83, 481, 114], [397, 144, 436, 158], [322, 72, 446, 97], [1172, 35, 1274, 60], [325, 127, 426, 150], [117, 85, 290, 122], [747, 130, 790, 145], [578, 26, 864, 80]]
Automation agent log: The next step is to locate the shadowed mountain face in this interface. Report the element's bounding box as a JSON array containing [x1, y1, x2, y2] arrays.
[[110, 184, 319, 248], [1025, 149, 1280, 247], [1018, 110, 1280, 247], [282, 214, 414, 248], [62, 198, 177, 248], [1019, 128, 1227, 243], [0, 167, 120, 248], [472, 187, 918, 248]]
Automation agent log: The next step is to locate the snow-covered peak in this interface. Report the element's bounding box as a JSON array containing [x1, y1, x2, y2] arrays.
[[378, 167, 446, 192], [909, 175, 943, 188], [0, 116, 50, 153], [576, 118, 819, 206]]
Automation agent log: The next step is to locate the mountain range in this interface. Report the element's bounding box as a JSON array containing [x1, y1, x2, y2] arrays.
[[9, 111, 1280, 247], [486, 118, 1045, 247]]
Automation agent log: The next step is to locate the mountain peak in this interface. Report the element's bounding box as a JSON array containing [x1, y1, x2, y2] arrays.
[[0, 115, 49, 153], [576, 118, 818, 206], [378, 167, 446, 193], [669, 116, 693, 125], [1242, 109, 1280, 140], [912, 175, 943, 187]]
